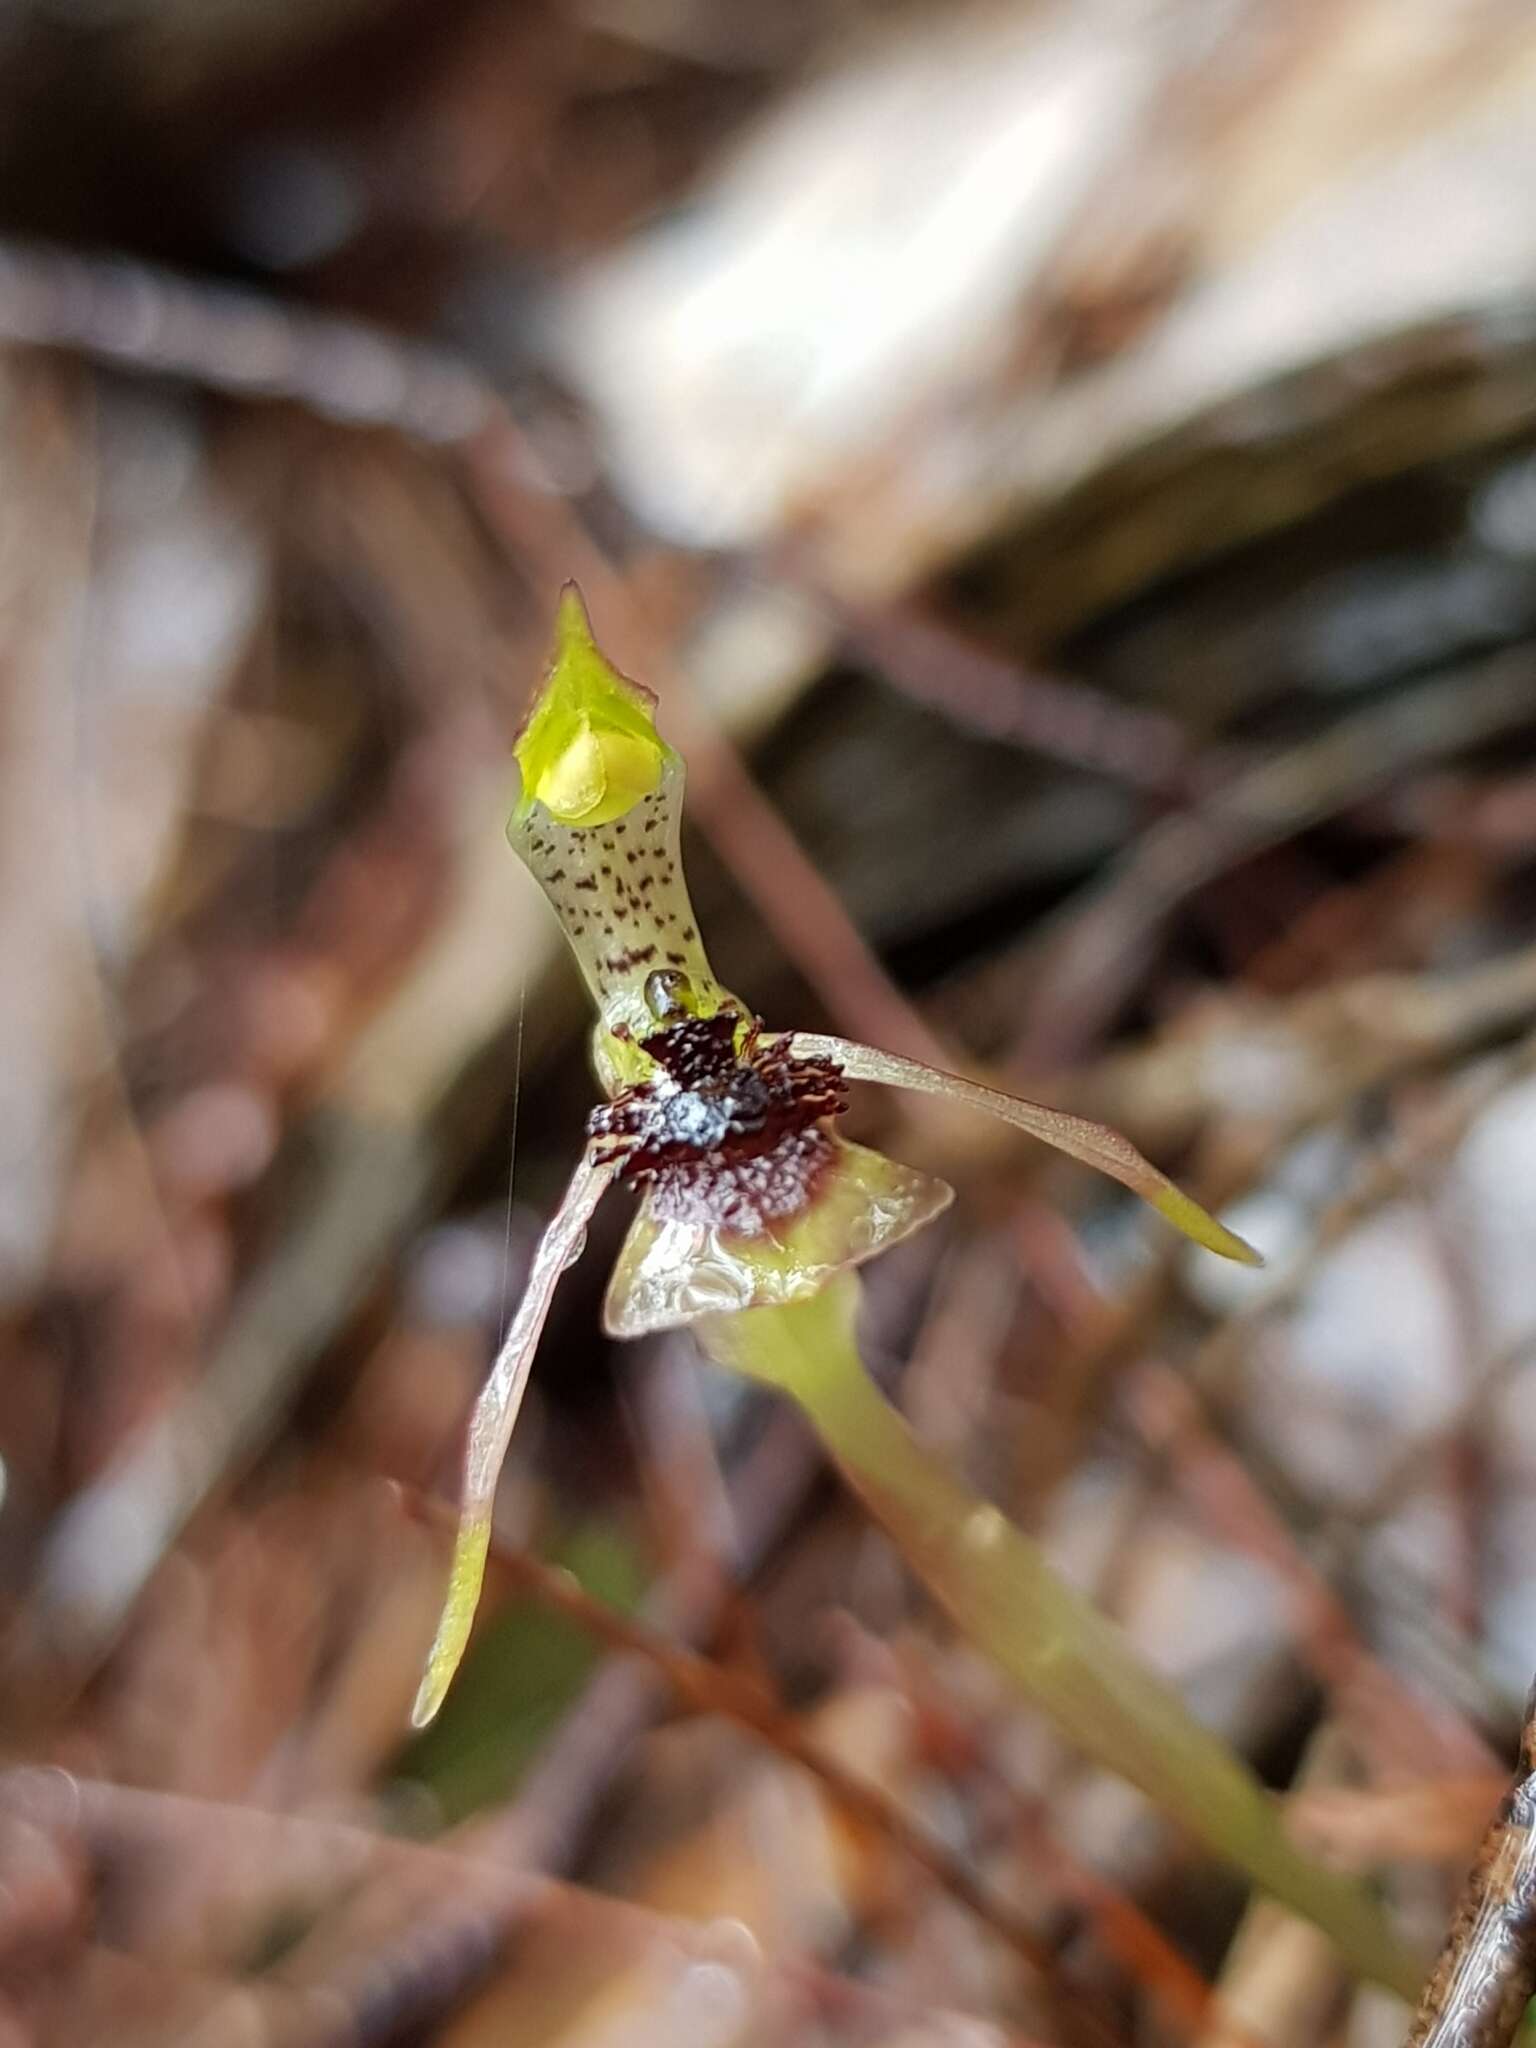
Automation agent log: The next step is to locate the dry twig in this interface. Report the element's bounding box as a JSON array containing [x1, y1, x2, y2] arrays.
[[979, 651, 1536, 1067], [428, 1494, 1306, 2048], [459, 1512, 1076, 1998], [0, 1767, 1035, 2048], [1402, 1680, 1536, 2048], [815, 582, 1227, 801]]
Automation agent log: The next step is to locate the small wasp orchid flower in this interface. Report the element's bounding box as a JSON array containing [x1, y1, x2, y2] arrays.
[[412, 586, 1260, 1727]]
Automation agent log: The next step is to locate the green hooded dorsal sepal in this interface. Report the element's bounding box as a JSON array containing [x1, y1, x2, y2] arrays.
[[509, 587, 729, 1076]]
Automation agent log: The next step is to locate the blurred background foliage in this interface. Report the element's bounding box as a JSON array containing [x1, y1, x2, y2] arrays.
[[6, 0, 1536, 2042]]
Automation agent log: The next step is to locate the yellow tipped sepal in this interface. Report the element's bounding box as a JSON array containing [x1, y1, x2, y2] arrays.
[[411, 1510, 493, 1728], [513, 586, 671, 828], [411, 1149, 618, 1729], [1149, 1185, 1263, 1266], [786, 1035, 1264, 1269]]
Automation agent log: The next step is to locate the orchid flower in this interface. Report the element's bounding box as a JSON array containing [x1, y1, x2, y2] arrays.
[[409, 591, 1417, 1996], [413, 587, 1256, 1724]]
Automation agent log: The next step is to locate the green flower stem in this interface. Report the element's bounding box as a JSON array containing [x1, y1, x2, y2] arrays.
[[700, 1274, 1420, 1999]]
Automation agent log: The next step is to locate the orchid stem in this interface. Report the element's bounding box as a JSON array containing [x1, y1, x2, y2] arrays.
[[700, 1275, 1420, 2000]]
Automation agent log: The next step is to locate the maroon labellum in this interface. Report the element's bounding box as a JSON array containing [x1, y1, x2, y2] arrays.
[[587, 1013, 849, 1236]]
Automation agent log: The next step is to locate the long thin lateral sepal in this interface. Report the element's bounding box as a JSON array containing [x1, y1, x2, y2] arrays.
[[791, 1034, 1262, 1267], [411, 1147, 620, 1728]]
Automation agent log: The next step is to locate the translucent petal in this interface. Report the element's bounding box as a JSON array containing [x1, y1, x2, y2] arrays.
[[603, 1136, 954, 1337], [790, 1035, 1262, 1267], [412, 1147, 618, 1728]]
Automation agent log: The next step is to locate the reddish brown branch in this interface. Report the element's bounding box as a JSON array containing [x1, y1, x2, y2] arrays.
[[407, 1488, 1081, 1999], [818, 584, 1227, 801], [0, 238, 496, 442], [0, 1768, 1041, 2048], [432, 1496, 1312, 2048], [1124, 1361, 1497, 1779]]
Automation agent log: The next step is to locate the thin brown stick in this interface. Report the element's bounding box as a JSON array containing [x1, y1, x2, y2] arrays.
[[1402, 1681, 1536, 2048], [985, 649, 1536, 1068], [1189, 1024, 1536, 1414], [405, 1487, 1086, 2003], [448, 1490, 1310, 2048], [1123, 1361, 1497, 1778], [1326, 1328, 1536, 1578], [446, 1494, 1313, 2048], [814, 581, 1229, 800], [443, 1393, 825, 1876], [0, 237, 497, 442], [1014, 966, 1536, 1525], [0, 1769, 1042, 2048]]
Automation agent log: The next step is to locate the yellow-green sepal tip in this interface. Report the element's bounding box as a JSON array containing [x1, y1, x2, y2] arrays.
[[1150, 1186, 1264, 1266], [410, 1509, 493, 1729], [512, 585, 673, 829]]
